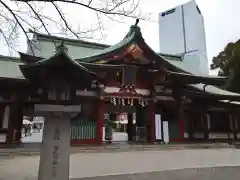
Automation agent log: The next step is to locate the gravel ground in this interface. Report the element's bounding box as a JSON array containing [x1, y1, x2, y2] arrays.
[[1, 148, 240, 180]]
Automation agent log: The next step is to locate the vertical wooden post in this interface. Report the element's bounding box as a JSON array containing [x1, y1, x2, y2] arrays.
[[96, 99, 104, 144], [148, 101, 156, 143], [6, 108, 15, 145], [229, 114, 237, 140], [0, 105, 5, 127], [6, 93, 23, 146], [203, 113, 209, 140], [188, 111, 193, 140], [15, 104, 23, 145], [127, 113, 133, 141], [6, 93, 18, 145], [178, 103, 184, 141], [206, 113, 211, 140], [234, 114, 238, 140]]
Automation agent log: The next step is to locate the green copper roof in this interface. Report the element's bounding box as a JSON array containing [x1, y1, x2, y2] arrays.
[[30, 29, 109, 50], [75, 32, 136, 63], [188, 83, 240, 99], [19, 49, 96, 80], [20, 24, 225, 82], [10, 23, 240, 101], [0, 55, 24, 79]]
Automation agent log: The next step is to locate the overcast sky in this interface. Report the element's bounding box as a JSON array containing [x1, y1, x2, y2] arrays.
[[103, 0, 240, 67], [1, 0, 240, 68]]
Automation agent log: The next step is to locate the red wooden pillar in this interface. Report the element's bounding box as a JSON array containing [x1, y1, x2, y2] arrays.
[[148, 101, 156, 143], [96, 99, 104, 144]]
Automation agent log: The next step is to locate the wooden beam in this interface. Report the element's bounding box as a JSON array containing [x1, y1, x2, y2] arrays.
[[183, 90, 240, 101]]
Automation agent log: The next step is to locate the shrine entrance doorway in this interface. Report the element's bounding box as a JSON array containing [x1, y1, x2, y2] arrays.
[[103, 103, 152, 143], [102, 113, 127, 142], [103, 103, 135, 143]]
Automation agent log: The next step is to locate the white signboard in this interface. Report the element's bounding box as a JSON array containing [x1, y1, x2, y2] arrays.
[[163, 121, 169, 144], [155, 114, 162, 140], [0, 134, 6, 143]]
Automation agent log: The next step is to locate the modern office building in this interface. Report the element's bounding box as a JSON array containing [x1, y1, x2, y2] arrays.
[[159, 0, 208, 74]]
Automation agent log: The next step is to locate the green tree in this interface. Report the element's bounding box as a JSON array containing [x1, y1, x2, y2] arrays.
[[211, 40, 240, 93]]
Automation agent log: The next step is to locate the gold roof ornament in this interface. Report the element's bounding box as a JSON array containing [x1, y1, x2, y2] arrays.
[[55, 40, 68, 53]]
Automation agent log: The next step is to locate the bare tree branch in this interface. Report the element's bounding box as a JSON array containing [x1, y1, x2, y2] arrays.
[[0, 0, 35, 55], [0, 0, 148, 55], [26, 2, 50, 35], [0, 27, 15, 55], [87, 0, 93, 6], [51, 1, 79, 38], [15, 0, 145, 19]]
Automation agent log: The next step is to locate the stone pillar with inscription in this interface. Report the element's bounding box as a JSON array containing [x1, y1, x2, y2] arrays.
[[36, 104, 81, 180]]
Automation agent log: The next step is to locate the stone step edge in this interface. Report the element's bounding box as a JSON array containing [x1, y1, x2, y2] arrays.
[[0, 144, 234, 156]]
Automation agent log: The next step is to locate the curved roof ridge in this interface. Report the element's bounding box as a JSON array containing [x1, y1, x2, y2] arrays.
[[29, 29, 110, 49], [74, 25, 143, 63], [19, 50, 96, 75]]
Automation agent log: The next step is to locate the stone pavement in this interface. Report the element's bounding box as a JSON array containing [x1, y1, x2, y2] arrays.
[[73, 166, 240, 180], [0, 142, 234, 156], [1, 148, 240, 180]]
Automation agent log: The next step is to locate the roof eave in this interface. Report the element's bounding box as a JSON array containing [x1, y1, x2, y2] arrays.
[[167, 71, 227, 86], [19, 51, 97, 80], [30, 29, 110, 49]]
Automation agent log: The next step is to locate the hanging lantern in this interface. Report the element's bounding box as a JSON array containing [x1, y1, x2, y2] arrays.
[[122, 99, 125, 106], [113, 97, 116, 106], [130, 98, 134, 106]]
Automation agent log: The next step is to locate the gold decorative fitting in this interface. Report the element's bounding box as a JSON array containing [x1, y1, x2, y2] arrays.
[[96, 60, 106, 64], [127, 44, 136, 53]]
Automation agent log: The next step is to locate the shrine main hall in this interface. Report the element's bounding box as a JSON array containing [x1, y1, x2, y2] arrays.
[[1, 23, 240, 146]]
